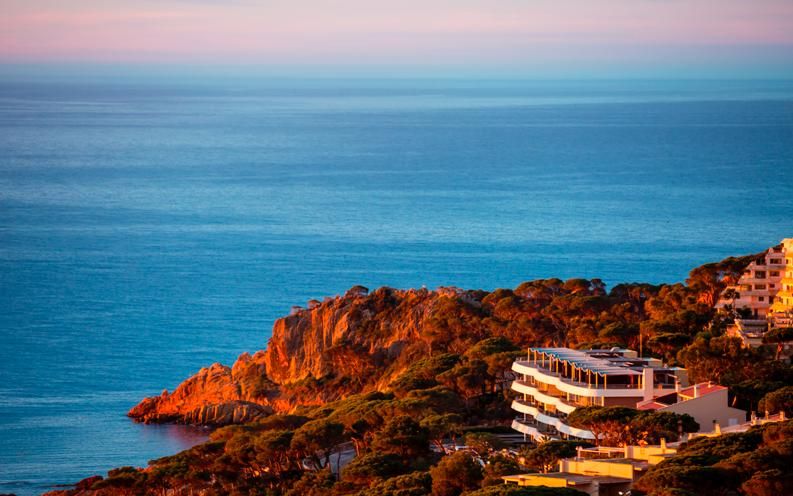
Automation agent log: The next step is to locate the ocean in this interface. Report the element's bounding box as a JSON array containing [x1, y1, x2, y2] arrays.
[[1, 77, 792, 495]]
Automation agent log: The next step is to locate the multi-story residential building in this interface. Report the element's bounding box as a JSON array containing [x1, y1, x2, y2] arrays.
[[715, 241, 788, 319], [510, 348, 745, 443], [771, 238, 793, 316], [715, 238, 793, 351], [510, 348, 688, 442]]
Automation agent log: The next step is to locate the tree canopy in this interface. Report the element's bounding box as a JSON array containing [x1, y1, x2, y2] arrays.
[[634, 420, 793, 496], [567, 406, 698, 446], [51, 250, 793, 496]]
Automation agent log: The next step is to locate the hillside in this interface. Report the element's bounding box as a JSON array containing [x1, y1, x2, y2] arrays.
[[45, 249, 793, 496], [128, 255, 755, 426]]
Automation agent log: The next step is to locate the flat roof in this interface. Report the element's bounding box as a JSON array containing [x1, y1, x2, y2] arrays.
[[638, 382, 727, 409], [590, 476, 635, 484], [504, 472, 632, 485], [504, 472, 594, 484], [596, 458, 647, 466], [531, 347, 642, 376]]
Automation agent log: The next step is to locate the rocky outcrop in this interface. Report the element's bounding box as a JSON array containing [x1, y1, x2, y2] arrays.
[[180, 401, 271, 425], [130, 257, 751, 426], [129, 355, 275, 425], [42, 475, 103, 495], [263, 287, 435, 385], [129, 287, 450, 424]]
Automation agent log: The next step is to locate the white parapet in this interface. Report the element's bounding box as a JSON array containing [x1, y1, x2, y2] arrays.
[[512, 361, 646, 398], [511, 400, 596, 440]]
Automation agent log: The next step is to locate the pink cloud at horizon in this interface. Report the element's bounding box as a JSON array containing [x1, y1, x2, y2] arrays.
[[1, 0, 792, 73]]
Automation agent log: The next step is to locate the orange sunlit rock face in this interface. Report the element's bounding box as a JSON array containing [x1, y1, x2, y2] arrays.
[[128, 357, 273, 425], [128, 249, 758, 427], [128, 286, 442, 424]]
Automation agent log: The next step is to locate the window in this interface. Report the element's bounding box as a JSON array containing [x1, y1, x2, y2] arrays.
[[759, 296, 765, 302], [770, 297, 775, 304], [771, 259, 782, 264], [770, 284, 776, 289], [755, 271, 767, 279], [755, 284, 766, 290], [771, 271, 780, 277]]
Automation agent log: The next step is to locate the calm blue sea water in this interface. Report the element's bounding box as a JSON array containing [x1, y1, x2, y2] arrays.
[[1, 77, 792, 494]]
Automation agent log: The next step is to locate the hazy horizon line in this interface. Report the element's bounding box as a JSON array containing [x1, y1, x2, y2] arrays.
[[3, 62, 793, 82]]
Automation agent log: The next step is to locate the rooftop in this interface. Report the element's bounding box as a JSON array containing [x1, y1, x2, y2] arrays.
[[530, 347, 643, 376], [503, 472, 632, 485], [637, 382, 727, 410], [503, 473, 595, 485]]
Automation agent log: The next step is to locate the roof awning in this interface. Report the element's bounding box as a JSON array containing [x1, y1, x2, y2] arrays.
[[531, 347, 642, 376]]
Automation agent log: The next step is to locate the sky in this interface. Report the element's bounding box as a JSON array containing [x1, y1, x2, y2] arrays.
[[2, 0, 793, 78]]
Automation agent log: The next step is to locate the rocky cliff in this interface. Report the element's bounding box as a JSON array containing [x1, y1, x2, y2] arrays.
[[130, 256, 750, 426], [262, 286, 438, 384], [128, 359, 274, 424], [129, 286, 446, 425]]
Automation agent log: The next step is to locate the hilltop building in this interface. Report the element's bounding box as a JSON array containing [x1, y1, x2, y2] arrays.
[[715, 237, 793, 352], [715, 240, 788, 319], [771, 237, 793, 316], [510, 348, 745, 442]]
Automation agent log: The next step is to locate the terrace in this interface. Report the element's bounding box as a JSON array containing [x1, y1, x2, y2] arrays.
[[515, 348, 682, 393], [515, 348, 645, 390], [511, 379, 586, 411]]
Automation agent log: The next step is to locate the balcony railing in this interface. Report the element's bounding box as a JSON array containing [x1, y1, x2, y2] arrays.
[[511, 405, 596, 441], [513, 398, 569, 421], [513, 417, 558, 435], [576, 447, 625, 460], [512, 379, 589, 410], [515, 359, 645, 390]]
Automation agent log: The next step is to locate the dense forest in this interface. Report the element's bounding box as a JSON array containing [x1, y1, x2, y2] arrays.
[[48, 251, 793, 496], [634, 420, 793, 496]]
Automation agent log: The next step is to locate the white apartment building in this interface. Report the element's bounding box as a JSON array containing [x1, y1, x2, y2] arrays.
[[510, 348, 688, 442], [715, 238, 793, 350], [716, 238, 792, 320], [771, 238, 793, 316]]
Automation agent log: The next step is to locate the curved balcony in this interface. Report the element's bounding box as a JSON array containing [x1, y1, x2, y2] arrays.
[[511, 400, 596, 440], [511, 418, 547, 441], [510, 380, 577, 414], [512, 361, 645, 398]]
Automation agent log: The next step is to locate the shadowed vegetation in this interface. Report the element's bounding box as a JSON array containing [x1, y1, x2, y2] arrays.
[[48, 251, 793, 496]]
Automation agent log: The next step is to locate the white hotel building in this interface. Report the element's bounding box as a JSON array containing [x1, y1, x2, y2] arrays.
[[510, 348, 689, 442]]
